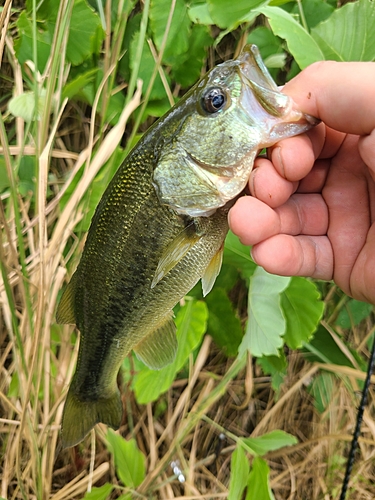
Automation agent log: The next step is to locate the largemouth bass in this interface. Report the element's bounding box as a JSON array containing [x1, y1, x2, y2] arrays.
[[56, 45, 317, 448]]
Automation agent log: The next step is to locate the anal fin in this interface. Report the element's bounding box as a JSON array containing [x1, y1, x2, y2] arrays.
[[202, 244, 224, 297], [134, 311, 177, 370]]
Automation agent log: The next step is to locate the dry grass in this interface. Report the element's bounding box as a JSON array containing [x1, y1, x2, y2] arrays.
[[1, 1, 375, 499]]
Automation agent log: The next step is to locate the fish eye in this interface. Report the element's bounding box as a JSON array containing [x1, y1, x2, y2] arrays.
[[201, 87, 227, 114]]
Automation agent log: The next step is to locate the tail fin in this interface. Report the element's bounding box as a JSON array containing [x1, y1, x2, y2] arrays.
[[61, 388, 123, 448]]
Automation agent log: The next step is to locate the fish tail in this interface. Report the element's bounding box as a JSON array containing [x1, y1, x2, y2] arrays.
[[61, 387, 123, 448]]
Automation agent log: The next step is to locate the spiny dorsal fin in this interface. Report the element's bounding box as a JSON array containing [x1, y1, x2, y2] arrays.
[[151, 226, 200, 289], [202, 244, 224, 297], [56, 272, 77, 325], [134, 311, 177, 370]]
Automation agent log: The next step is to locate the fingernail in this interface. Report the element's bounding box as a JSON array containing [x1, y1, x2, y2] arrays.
[[275, 147, 285, 178], [249, 169, 257, 198], [250, 247, 256, 262]]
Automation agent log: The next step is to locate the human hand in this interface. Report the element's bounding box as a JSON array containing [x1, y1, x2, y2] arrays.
[[229, 61, 375, 304]]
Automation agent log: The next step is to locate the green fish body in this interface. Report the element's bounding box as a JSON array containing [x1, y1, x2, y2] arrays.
[[56, 45, 317, 448]]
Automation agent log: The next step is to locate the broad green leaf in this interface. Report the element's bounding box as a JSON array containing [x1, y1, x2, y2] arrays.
[[336, 299, 373, 329], [106, 430, 146, 488], [228, 446, 249, 500], [255, 5, 325, 68], [62, 68, 98, 100], [150, 0, 191, 65], [83, 484, 113, 500], [257, 352, 287, 392], [129, 31, 167, 100], [281, 277, 324, 349], [291, 0, 334, 29], [14, 11, 51, 72], [247, 26, 283, 60], [242, 430, 297, 456], [240, 268, 290, 357], [223, 231, 256, 282], [246, 457, 275, 500], [188, 3, 215, 25], [247, 26, 285, 79], [171, 24, 212, 87], [133, 300, 207, 404], [208, 0, 265, 29], [8, 89, 46, 122], [205, 288, 243, 357], [311, 0, 375, 61], [303, 324, 363, 369], [65, 0, 104, 65], [18, 156, 37, 196]]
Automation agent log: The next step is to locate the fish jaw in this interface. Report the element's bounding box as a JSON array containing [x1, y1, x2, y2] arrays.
[[152, 44, 318, 218]]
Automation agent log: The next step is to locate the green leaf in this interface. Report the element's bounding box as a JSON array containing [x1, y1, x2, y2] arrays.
[[242, 430, 297, 456], [255, 5, 325, 68], [62, 68, 98, 100], [45, 0, 104, 66], [171, 24, 212, 87], [207, 0, 265, 29], [133, 300, 208, 404], [0, 158, 10, 193], [228, 446, 250, 500], [309, 372, 335, 413], [303, 324, 363, 368], [246, 457, 275, 500], [336, 299, 373, 329], [82, 484, 113, 500], [257, 352, 287, 392], [291, 0, 334, 29], [205, 288, 243, 357], [106, 430, 146, 488], [129, 31, 167, 100], [188, 3, 215, 25], [281, 277, 324, 349], [223, 231, 256, 282], [150, 0, 191, 65], [246, 26, 283, 60], [8, 90, 46, 122], [14, 11, 51, 72], [311, 0, 375, 61], [65, 0, 104, 65], [240, 268, 290, 357]]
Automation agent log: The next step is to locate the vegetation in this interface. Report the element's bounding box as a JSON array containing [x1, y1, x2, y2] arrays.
[[0, 0, 375, 498]]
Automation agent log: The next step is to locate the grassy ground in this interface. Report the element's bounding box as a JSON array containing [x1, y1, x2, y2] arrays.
[[1, 1, 375, 499]]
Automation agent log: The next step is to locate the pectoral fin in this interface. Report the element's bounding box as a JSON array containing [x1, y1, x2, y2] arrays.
[[56, 272, 77, 324], [202, 244, 224, 297], [134, 311, 177, 370], [151, 226, 200, 288]]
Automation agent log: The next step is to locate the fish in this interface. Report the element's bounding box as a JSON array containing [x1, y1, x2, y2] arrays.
[[56, 44, 318, 448]]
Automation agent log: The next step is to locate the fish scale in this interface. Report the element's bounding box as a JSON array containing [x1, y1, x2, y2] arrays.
[[56, 45, 318, 447]]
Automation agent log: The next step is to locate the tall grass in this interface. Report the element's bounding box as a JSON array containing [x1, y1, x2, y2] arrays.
[[1, 1, 375, 499]]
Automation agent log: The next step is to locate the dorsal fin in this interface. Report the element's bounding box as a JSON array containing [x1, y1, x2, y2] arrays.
[[56, 272, 77, 325]]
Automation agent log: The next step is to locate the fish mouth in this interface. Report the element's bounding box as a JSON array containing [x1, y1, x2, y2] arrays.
[[237, 44, 319, 138]]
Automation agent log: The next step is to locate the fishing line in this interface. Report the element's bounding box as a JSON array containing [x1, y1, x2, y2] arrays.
[[339, 331, 375, 500]]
